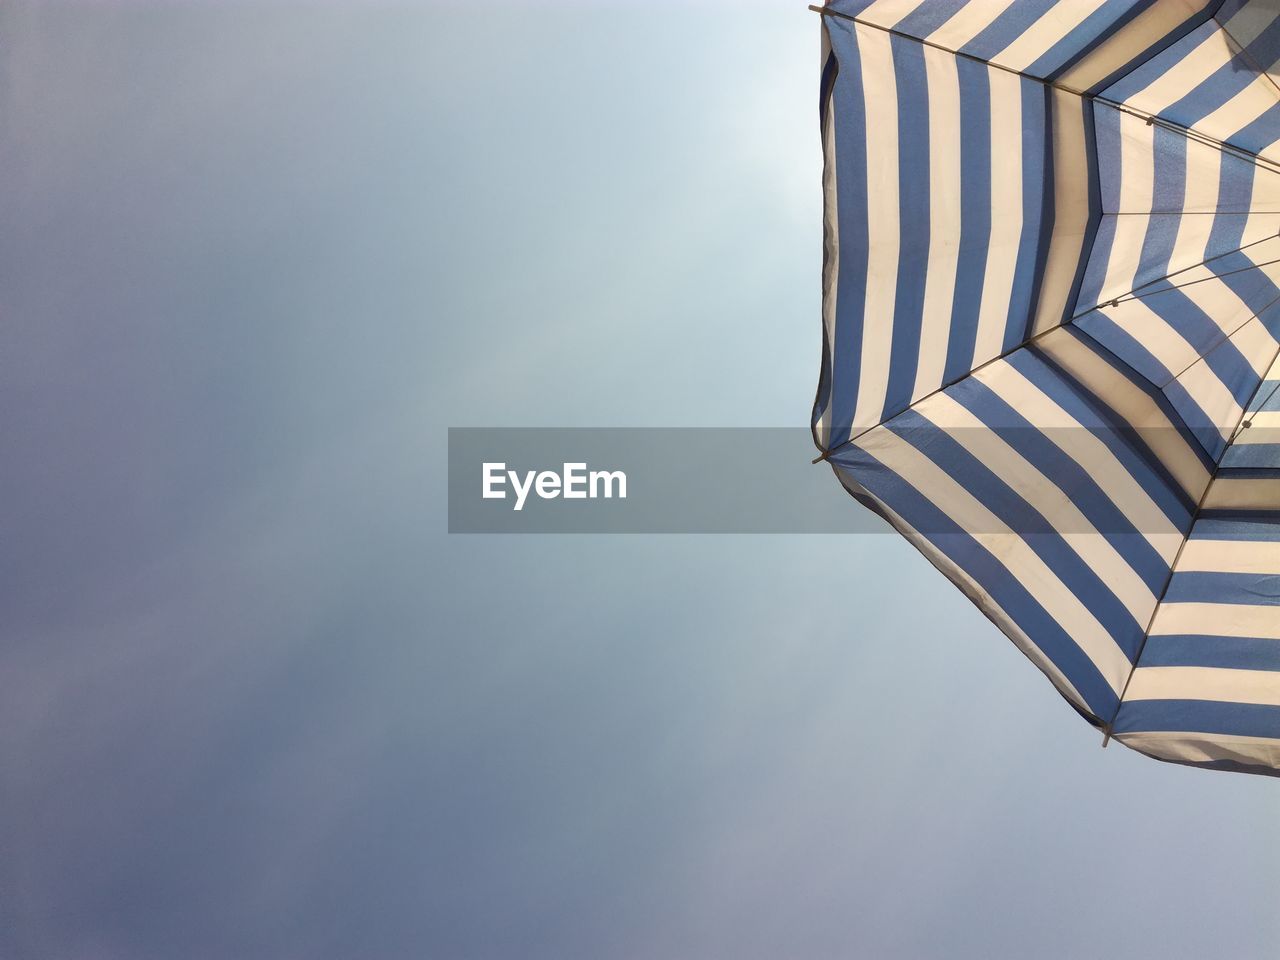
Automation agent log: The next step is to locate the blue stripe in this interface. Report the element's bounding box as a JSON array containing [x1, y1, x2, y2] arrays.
[[1217, 148, 1256, 214], [963, 0, 1053, 61], [1115, 698, 1280, 739], [1164, 570, 1280, 605], [943, 57, 991, 384], [1007, 79, 1049, 352], [1074, 218, 1117, 313], [1191, 516, 1280, 540], [1021, 83, 1059, 340], [1223, 443, 1280, 468], [1141, 634, 1280, 671], [894, 0, 971, 39], [1150, 124, 1186, 213], [1257, 381, 1280, 412], [1073, 104, 1121, 315], [1202, 508, 1280, 521], [1133, 217, 1180, 296]]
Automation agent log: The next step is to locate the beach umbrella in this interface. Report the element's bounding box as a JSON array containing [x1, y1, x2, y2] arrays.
[[813, 0, 1280, 775]]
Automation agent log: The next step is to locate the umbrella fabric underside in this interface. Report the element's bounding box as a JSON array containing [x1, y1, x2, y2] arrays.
[[815, 0, 1280, 775]]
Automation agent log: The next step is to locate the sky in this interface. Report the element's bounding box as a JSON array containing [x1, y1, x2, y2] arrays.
[[1, 2, 1278, 958]]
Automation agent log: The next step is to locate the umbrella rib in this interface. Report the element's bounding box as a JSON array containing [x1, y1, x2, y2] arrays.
[[1104, 329, 1280, 744], [810, 318, 1067, 463], [808, 5, 1280, 180], [1069, 238, 1280, 318], [807, 4, 1280, 464], [1095, 98, 1280, 178], [1160, 287, 1280, 387], [1101, 478, 1215, 746], [1238, 379, 1280, 441], [807, 5, 1087, 89], [1126, 256, 1280, 307]]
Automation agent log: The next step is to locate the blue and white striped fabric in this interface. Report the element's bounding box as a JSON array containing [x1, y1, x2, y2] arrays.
[[816, 0, 1280, 776]]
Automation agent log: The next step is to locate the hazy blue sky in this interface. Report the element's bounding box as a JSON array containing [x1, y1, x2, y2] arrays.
[[2, 3, 1277, 958]]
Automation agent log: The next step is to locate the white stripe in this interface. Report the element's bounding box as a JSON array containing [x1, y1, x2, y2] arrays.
[[1150, 602, 1280, 639], [1178, 538, 1280, 574], [1031, 90, 1090, 335], [1114, 111, 1155, 216], [1248, 172, 1280, 215], [1125, 665, 1280, 706], [851, 25, 899, 431], [1116, 730, 1280, 768], [1203, 476, 1280, 511], [1180, 139, 1231, 214], [1236, 410, 1280, 443]]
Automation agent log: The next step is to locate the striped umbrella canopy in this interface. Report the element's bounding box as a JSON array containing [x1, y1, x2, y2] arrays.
[[814, 0, 1280, 776]]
